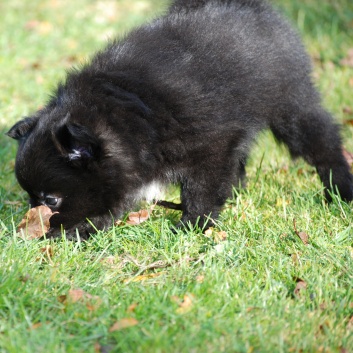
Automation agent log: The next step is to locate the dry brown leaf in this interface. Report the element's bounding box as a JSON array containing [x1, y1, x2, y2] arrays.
[[109, 318, 138, 332], [127, 303, 138, 313], [343, 148, 353, 166], [340, 48, 353, 67], [94, 342, 102, 353], [36, 245, 55, 265], [278, 165, 289, 174], [40, 245, 54, 258], [204, 227, 214, 237], [216, 231, 228, 242], [347, 315, 353, 330], [343, 107, 353, 116], [101, 256, 116, 265], [294, 278, 307, 297], [57, 295, 67, 303], [297, 232, 309, 245], [297, 168, 304, 176], [68, 288, 86, 303], [126, 209, 150, 225], [196, 275, 205, 283], [173, 294, 194, 314], [17, 205, 57, 239], [291, 253, 300, 265], [19, 274, 31, 283], [293, 219, 309, 245], [29, 322, 42, 330], [204, 228, 227, 243], [343, 119, 353, 127], [59, 289, 102, 311]]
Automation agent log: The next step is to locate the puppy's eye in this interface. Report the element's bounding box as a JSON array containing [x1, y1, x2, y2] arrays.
[[45, 197, 58, 206]]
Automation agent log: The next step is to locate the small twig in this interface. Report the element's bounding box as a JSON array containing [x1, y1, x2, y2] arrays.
[[123, 254, 199, 275], [155, 200, 183, 211]]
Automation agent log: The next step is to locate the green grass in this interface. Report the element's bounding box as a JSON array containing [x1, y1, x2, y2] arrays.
[[1, 0, 353, 352]]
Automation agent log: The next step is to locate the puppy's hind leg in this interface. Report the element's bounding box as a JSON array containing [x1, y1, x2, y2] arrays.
[[270, 106, 353, 202]]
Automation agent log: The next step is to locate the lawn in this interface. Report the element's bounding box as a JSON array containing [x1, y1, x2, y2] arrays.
[[0, 0, 353, 352]]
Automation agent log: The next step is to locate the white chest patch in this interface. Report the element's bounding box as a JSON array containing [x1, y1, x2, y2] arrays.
[[137, 181, 165, 203]]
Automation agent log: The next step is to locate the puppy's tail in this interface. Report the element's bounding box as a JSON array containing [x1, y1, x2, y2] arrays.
[[169, 0, 266, 13]]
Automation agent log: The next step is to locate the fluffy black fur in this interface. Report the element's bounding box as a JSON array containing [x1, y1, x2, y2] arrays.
[[8, 0, 353, 238]]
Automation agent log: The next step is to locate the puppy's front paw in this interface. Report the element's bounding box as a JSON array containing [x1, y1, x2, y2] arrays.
[[172, 217, 214, 234]]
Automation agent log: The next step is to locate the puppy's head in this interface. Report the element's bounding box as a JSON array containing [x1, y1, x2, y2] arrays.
[[7, 106, 112, 230], [7, 71, 153, 233]]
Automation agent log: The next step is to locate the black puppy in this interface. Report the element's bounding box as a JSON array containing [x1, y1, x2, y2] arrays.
[[8, 0, 353, 238]]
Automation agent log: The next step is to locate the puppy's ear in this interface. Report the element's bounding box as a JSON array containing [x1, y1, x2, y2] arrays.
[[7, 117, 38, 140], [53, 123, 101, 167]]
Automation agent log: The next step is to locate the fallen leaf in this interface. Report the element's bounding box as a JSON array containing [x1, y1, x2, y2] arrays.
[[109, 318, 138, 332], [347, 315, 353, 330], [291, 253, 300, 265], [36, 245, 55, 265], [204, 228, 227, 243], [127, 303, 138, 313], [343, 119, 353, 127], [297, 232, 308, 245], [215, 231, 227, 242], [19, 274, 30, 283], [101, 256, 116, 265], [343, 107, 353, 116], [126, 209, 149, 225], [68, 289, 86, 303], [196, 275, 205, 283], [278, 165, 289, 174], [59, 288, 102, 311], [40, 245, 54, 258], [293, 219, 309, 245], [319, 302, 328, 310], [204, 227, 214, 238], [343, 148, 353, 166], [173, 294, 194, 314], [94, 342, 112, 353], [57, 295, 67, 303], [17, 206, 57, 239], [294, 278, 307, 297], [29, 322, 42, 330], [94, 342, 102, 353], [340, 48, 353, 67]]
